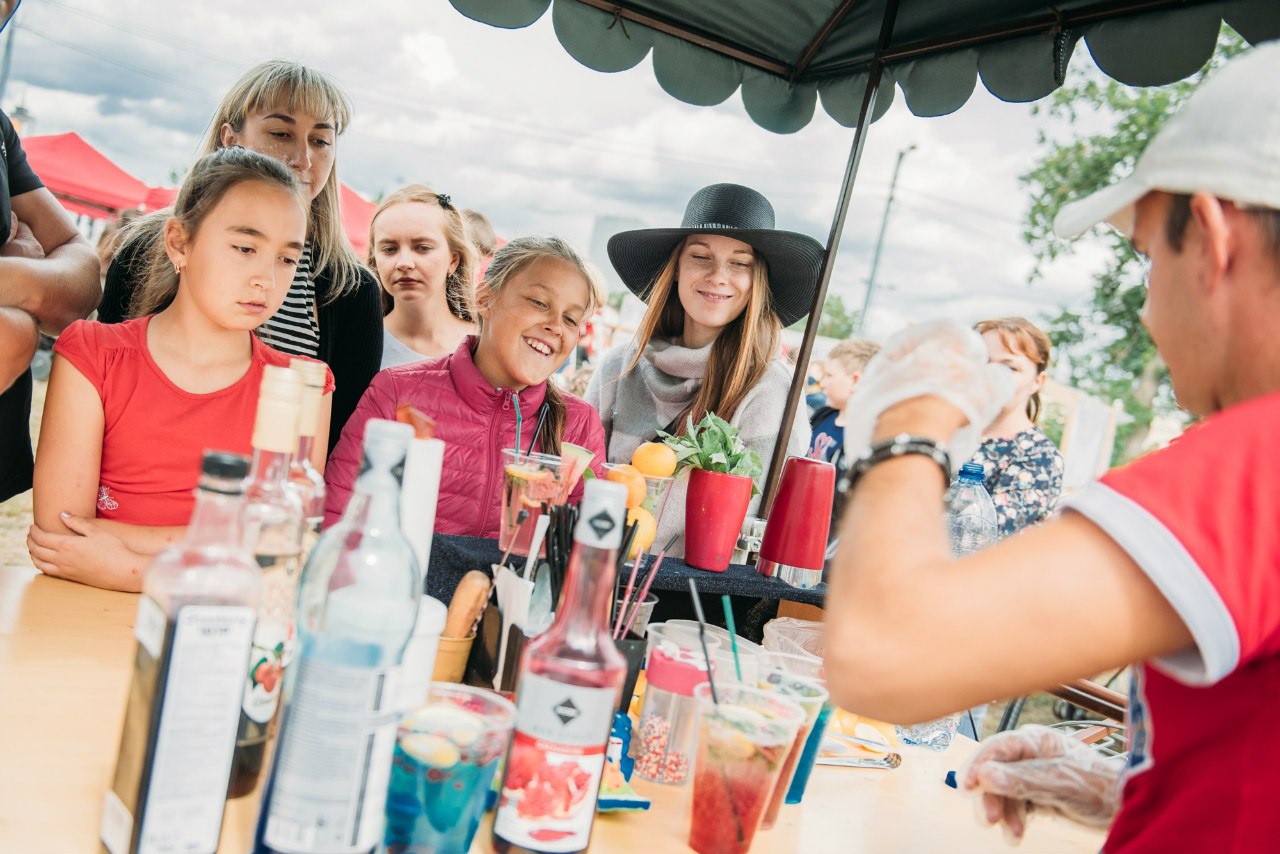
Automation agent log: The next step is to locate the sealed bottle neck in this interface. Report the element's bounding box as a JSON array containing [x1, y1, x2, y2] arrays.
[[342, 463, 404, 531], [248, 447, 293, 486], [185, 484, 246, 548], [551, 540, 618, 641], [293, 436, 316, 472]]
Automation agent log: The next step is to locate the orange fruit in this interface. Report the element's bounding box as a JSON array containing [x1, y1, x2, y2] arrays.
[[630, 442, 677, 478], [626, 506, 656, 559], [606, 464, 647, 509]]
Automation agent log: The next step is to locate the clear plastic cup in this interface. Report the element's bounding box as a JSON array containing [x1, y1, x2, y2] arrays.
[[754, 671, 828, 829], [499, 450, 563, 556], [384, 684, 515, 854], [757, 651, 833, 808], [688, 682, 804, 854]]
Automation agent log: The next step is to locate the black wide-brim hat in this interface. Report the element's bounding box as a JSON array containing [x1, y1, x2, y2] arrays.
[[607, 183, 826, 328]]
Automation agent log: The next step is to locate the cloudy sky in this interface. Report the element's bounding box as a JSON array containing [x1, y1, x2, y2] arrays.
[[6, 0, 1119, 341]]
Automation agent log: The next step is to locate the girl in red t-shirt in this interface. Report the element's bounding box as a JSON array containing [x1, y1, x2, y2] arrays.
[[28, 147, 332, 592]]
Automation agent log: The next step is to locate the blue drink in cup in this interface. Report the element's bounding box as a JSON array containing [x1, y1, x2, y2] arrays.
[[385, 683, 516, 854]]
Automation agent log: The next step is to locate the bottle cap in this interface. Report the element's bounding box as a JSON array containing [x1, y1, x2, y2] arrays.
[[575, 479, 627, 551], [288, 358, 327, 388], [360, 419, 414, 481], [199, 450, 250, 493], [290, 360, 326, 439], [957, 462, 985, 483]]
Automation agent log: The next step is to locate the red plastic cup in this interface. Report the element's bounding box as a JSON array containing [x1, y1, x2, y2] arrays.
[[684, 468, 754, 572]]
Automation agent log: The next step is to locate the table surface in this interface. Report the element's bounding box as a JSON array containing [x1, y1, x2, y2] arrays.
[[430, 534, 827, 606], [0, 565, 1103, 853]]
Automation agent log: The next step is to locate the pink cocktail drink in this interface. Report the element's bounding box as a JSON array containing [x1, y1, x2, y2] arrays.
[[755, 671, 827, 829], [688, 683, 803, 854], [499, 450, 564, 556]]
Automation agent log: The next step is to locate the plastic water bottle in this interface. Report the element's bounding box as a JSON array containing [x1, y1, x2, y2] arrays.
[[946, 462, 998, 556], [896, 463, 997, 751]]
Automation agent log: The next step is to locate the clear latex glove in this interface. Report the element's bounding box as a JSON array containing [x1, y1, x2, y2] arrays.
[[842, 320, 1015, 473], [960, 725, 1125, 843]]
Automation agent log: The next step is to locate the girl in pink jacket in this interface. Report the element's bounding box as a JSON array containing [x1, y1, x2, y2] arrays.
[[324, 235, 606, 536]]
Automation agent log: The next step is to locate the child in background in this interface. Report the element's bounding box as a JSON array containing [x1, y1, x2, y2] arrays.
[[28, 148, 333, 592], [324, 236, 606, 536], [809, 338, 880, 463]]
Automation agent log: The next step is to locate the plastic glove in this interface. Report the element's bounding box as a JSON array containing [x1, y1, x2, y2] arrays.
[[960, 725, 1125, 844], [842, 320, 1015, 473]]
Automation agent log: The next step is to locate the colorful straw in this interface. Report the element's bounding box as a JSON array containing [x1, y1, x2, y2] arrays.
[[613, 549, 642, 638], [687, 578, 718, 704], [619, 534, 677, 639], [721, 594, 743, 683]]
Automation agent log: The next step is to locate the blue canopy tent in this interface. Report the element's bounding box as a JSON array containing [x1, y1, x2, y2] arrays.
[[448, 0, 1279, 508]]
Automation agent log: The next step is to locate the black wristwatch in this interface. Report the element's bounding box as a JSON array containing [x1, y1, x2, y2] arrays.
[[840, 433, 952, 493]]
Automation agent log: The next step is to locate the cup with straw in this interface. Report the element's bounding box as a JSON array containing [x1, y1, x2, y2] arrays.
[[686, 580, 803, 854]]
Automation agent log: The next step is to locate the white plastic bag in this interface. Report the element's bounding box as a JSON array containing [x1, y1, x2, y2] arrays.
[[763, 617, 824, 661]]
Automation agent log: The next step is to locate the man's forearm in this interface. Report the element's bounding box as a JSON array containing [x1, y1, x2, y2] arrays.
[[0, 305, 37, 391], [0, 241, 100, 333]]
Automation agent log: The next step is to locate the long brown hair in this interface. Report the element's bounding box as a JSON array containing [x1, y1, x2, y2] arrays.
[[126, 148, 303, 317], [626, 237, 780, 430], [480, 236, 602, 456], [366, 185, 476, 322], [975, 317, 1052, 423]]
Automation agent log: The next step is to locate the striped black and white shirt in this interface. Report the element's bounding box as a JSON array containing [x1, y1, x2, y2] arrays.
[[258, 246, 321, 357]]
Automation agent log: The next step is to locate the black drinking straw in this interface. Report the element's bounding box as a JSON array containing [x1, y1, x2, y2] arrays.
[[687, 578, 719, 704], [525, 403, 549, 455]]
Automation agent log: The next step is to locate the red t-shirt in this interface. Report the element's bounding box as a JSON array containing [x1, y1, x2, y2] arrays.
[[54, 316, 334, 527], [1063, 391, 1280, 853]]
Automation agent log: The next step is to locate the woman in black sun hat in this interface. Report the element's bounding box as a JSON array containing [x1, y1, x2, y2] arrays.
[[587, 183, 824, 555]]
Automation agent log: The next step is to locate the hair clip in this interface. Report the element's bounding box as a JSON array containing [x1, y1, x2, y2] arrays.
[[436, 192, 452, 209]]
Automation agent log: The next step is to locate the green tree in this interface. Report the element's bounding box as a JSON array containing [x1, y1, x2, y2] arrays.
[[1022, 29, 1247, 464], [789, 293, 858, 339]]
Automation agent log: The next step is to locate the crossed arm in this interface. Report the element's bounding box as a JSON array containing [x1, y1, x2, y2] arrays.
[[822, 399, 1192, 724], [0, 187, 99, 391]]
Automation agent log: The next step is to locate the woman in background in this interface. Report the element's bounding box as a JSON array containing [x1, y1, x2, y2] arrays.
[[587, 183, 822, 554], [971, 316, 1064, 536], [367, 185, 477, 369], [100, 59, 380, 452]]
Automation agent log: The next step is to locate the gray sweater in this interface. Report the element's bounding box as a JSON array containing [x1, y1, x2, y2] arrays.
[[585, 339, 811, 556]]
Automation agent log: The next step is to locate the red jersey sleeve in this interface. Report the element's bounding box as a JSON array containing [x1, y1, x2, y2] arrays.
[[1062, 391, 1280, 686], [51, 319, 106, 394]]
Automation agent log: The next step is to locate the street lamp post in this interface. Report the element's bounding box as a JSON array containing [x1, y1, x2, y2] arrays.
[[856, 143, 916, 334]]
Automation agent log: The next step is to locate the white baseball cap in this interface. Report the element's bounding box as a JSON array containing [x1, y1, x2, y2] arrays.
[[1054, 41, 1280, 239]]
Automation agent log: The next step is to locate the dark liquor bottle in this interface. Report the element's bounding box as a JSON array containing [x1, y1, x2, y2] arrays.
[[253, 419, 421, 854], [99, 452, 260, 854], [229, 365, 306, 798], [492, 479, 629, 854]]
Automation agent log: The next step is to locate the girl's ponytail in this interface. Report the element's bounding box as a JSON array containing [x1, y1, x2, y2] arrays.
[[539, 383, 567, 457]]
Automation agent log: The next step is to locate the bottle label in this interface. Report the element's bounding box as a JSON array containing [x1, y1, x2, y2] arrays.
[[136, 605, 256, 853], [262, 657, 400, 853], [494, 672, 615, 852], [134, 594, 166, 660], [243, 551, 301, 723]]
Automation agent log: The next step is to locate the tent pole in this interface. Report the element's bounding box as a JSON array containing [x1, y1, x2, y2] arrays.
[[760, 0, 900, 520]]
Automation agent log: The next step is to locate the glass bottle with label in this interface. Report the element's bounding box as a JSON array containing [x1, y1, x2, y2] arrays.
[[100, 451, 260, 854], [287, 357, 327, 553], [253, 418, 421, 854], [230, 365, 306, 798], [492, 479, 629, 854]]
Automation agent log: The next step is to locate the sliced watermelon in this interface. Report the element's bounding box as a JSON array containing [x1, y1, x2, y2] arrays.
[[557, 442, 596, 502]]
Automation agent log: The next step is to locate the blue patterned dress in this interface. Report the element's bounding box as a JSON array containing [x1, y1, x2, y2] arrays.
[[968, 427, 1064, 537]]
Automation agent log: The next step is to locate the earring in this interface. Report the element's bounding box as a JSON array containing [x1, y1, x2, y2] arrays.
[[173, 262, 182, 276]]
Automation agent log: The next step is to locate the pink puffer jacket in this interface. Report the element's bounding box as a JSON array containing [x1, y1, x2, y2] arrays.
[[324, 336, 606, 536]]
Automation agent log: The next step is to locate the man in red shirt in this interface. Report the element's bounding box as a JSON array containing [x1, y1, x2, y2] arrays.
[[824, 43, 1280, 852]]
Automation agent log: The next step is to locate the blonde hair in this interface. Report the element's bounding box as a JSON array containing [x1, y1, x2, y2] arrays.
[[826, 339, 880, 376], [462, 208, 498, 257], [626, 237, 780, 429], [481, 236, 602, 455], [975, 317, 1052, 423], [367, 185, 476, 323], [127, 148, 304, 318], [199, 59, 361, 304]]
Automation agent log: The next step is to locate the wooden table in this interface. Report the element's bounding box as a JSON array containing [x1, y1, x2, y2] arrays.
[[0, 566, 1105, 853]]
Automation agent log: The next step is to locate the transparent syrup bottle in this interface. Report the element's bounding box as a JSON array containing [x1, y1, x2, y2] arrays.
[[492, 479, 629, 854], [253, 418, 421, 854], [229, 365, 306, 798], [287, 357, 327, 555], [99, 452, 259, 854]]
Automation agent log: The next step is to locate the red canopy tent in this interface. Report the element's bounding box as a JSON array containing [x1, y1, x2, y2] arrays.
[[21, 132, 148, 221], [339, 183, 375, 255], [142, 185, 177, 213]]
